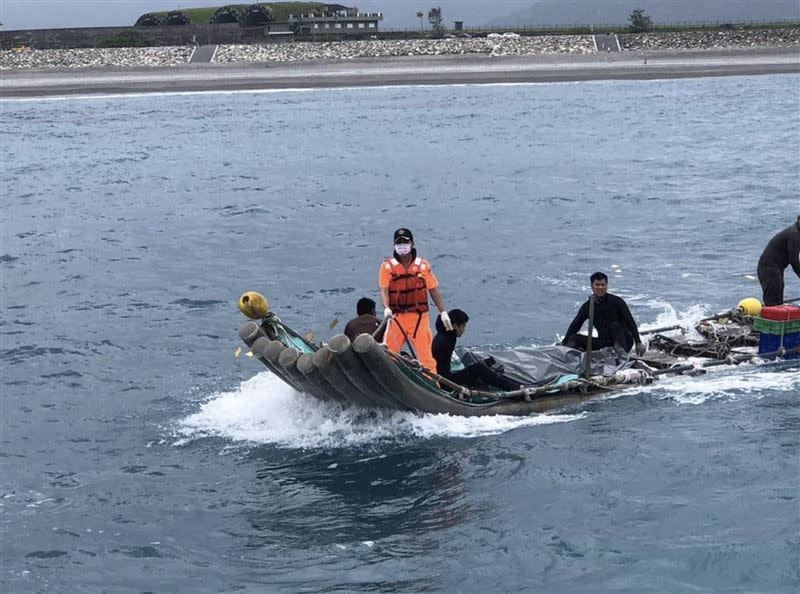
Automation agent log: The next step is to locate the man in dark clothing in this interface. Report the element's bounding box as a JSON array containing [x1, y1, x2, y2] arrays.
[[757, 215, 800, 306], [344, 297, 384, 342], [562, 272, 646, 356], [431, 309, 520, 391]]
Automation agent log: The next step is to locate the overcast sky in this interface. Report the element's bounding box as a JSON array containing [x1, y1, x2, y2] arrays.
[[2, 0, 798, 30], [0, 0, 529, 30]]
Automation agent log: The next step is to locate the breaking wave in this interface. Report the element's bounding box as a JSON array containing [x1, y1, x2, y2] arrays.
[[647, 362, 800, 405], [174, 372, 585, 449]]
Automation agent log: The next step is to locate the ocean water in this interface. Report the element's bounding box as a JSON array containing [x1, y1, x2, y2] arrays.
[[1, 75, 799, 593]]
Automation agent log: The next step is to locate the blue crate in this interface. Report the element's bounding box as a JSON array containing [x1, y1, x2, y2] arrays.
[[758, 331, 800, 359]]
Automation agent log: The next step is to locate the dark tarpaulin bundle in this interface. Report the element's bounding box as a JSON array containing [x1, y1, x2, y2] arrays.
[[458, 345, 635, 387]]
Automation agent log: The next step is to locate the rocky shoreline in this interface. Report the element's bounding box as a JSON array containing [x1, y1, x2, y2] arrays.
[[0, 46, 193, 70], [214, 35, 594, 63], [619, 28, 800, 50], [1, 28, 798, 70]]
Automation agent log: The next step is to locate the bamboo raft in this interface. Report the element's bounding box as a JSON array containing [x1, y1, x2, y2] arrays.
[[237, 293, 798, 417]]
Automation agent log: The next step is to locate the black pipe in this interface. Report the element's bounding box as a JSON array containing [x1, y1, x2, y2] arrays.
[[653, 345, 800, 377], [583, 295, 596, 379]]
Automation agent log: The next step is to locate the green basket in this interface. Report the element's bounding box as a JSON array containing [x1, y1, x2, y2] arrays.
[[754, 316, 800, 335]]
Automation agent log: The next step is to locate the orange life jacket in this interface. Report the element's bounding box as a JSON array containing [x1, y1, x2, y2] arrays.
[[386, 257, 429, 313]]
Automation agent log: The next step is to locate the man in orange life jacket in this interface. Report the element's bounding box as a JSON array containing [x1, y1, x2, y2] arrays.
[[379, 228, 450, 372]]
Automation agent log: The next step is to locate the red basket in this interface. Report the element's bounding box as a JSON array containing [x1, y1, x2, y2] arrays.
[[760, 305, 800, 321]]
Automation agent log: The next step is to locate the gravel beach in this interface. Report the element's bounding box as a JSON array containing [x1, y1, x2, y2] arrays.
[[213, 35, 595, 63], [0, 30, 797, 98], [619, 28, 800, 51]]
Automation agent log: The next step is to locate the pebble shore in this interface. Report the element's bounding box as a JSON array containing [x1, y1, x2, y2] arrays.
[[620, 28, 800, 50], [1, 29, 797, 70], [0, 46, 193, 70], [214, 35, 594, 63]]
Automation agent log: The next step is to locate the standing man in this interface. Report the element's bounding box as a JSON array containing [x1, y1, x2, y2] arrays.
[[757, 215, 800, 306], [562, 272, 646, 356], [379, 228, 450, 371]]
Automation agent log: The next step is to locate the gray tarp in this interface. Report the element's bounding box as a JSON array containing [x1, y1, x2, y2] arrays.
[[458, 345, 634, 387]]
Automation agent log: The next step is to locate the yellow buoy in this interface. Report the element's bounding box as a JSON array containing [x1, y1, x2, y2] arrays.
[[238, 291, 269, 319], [737, 297, 762, 317]]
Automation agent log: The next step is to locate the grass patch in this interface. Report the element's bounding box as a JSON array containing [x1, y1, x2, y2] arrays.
[[149, 2, 324, 25], [97, 31, 148, 47], [266, 2, 324, 21]]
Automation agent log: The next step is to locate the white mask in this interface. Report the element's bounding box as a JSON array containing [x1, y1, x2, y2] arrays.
[[394, 243, 412, 256]]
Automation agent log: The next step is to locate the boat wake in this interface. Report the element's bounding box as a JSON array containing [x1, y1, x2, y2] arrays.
[[632, 298, 800, 403], [616, 359, 800, 405], [174, 372, 585, 449], [649, 362, 800, 405]]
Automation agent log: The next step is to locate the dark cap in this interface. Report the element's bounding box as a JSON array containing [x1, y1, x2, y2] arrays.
[[393, 228, 414, 243]]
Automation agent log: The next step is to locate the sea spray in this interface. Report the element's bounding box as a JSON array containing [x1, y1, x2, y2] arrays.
[[175, 371, 585, 449]]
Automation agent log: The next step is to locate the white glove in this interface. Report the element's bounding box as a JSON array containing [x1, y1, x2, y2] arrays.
[[383, 306, 393, 319], [440, 310, 453, 331]]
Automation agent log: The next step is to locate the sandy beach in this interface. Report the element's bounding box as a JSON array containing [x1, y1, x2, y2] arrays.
[[1, 46, 798, 98]]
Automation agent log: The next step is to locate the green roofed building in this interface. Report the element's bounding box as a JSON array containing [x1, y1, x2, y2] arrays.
[[148, 3, 383, 39], [0, 2, 384, 49], [287, 3, 383, 37]]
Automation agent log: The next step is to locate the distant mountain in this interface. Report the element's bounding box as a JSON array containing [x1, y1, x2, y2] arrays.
[[490, 0, 800, 26]]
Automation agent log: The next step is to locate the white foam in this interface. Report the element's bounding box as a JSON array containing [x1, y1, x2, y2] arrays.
[[174, 371, 584, 449], [628, 362, 800, 405], [637, 301, 713, 343], [657, 364, 799, 405]]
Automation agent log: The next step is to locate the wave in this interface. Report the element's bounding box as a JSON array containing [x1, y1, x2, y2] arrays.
[[174, 372, 585, 449], [647, 363, 800, 405]]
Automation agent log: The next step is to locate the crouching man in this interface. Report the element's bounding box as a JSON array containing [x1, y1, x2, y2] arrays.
[[431, 309, 520, 392], [562, 272, 646, 356]]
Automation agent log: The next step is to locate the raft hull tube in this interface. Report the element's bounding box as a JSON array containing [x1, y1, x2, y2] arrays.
[[278, 347, 332, 402], [312, 346, 382, 408], [259, 338, 315, 396], [238, 319, 631, 415], [352, 334, 601, 416], [351, 333, 461, 414], [249, 336, 281, 375], [240, 323, 305, 393], [327, 334, 413, 411], [296, 352, 342, 404]]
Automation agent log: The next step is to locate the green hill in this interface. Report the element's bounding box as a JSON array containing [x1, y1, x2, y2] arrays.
[[149, 3, 325, 25]]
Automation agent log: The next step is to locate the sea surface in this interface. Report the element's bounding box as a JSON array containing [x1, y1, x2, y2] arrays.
[[1, 74, 799, 593]]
